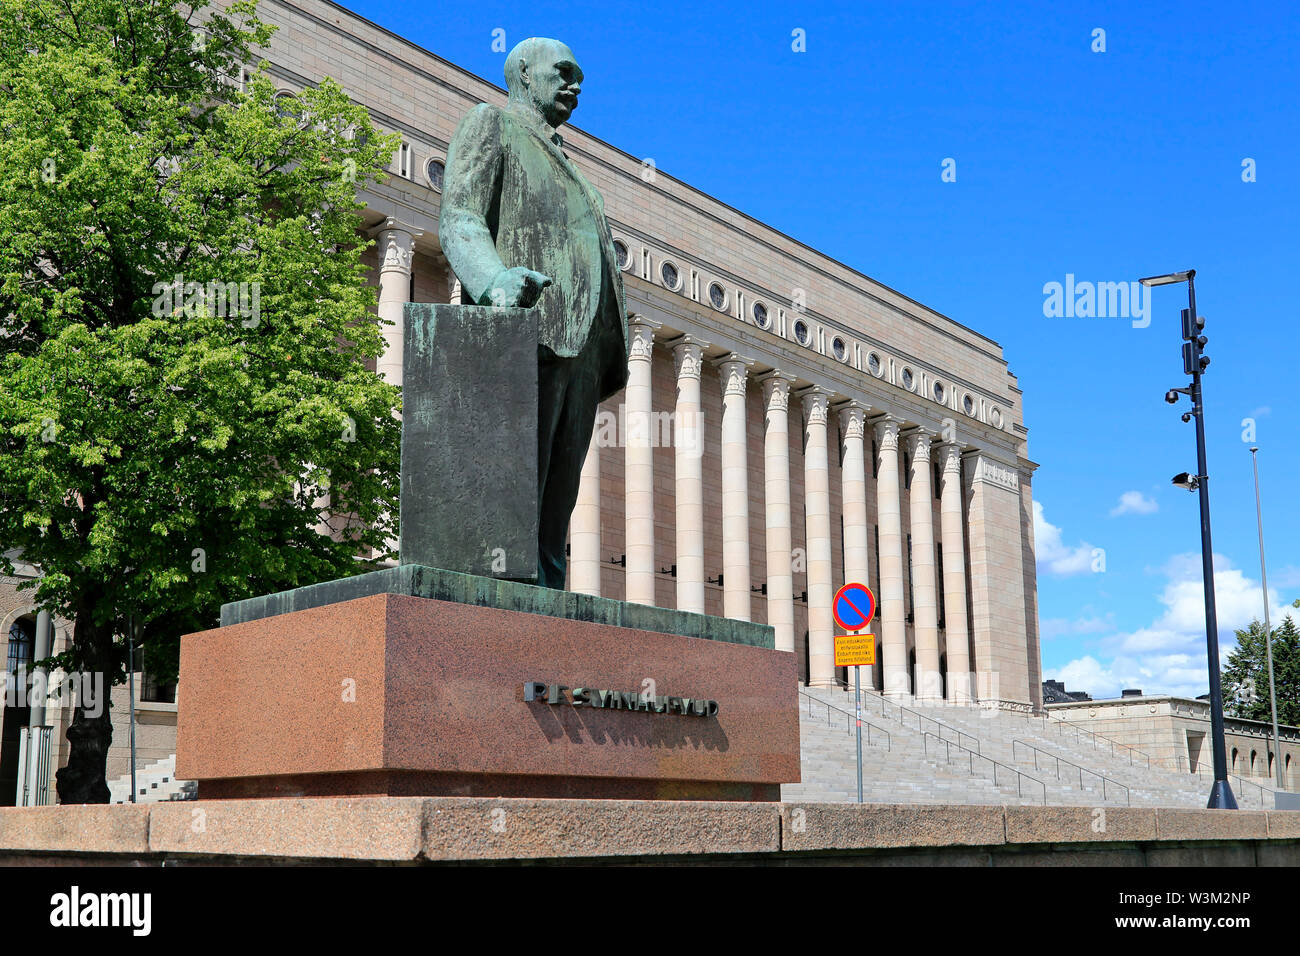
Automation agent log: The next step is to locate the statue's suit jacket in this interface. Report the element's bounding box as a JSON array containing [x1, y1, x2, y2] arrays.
[[439, 103, 630, 402]]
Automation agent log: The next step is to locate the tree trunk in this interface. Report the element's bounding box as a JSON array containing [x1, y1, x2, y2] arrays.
[[54, 612, 115, 804]]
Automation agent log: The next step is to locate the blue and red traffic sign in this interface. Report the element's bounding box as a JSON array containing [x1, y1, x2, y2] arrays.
[[833, 582, 876, 632]]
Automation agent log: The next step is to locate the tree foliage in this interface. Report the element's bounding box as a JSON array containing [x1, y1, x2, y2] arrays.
[[1223, 606, 1300, 728], [0, 0, 402, 800]]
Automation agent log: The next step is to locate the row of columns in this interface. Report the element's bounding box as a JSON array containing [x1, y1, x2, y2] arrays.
[[572, 319, 977, 703], [371, 237, 979, 705]]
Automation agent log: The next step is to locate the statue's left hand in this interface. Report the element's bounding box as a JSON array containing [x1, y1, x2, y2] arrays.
[[485, 267, 553, 308]]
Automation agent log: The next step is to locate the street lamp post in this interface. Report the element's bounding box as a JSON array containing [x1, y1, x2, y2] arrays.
[[1141, 268, 1237, 809], [1249, 446, 1284, 789]]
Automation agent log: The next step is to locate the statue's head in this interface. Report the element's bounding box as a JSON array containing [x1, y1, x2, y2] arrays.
[[504, 37, 583, 128]]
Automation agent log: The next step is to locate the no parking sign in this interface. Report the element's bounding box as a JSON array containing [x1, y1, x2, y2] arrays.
[[833, 582, 876, 631]]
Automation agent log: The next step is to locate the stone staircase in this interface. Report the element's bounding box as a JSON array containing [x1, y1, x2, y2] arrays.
[[782, 684, 1281, 808], [107, 754, 197, 804]]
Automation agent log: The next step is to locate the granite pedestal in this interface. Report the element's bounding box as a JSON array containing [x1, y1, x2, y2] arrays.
[[178, 568, 799, 801]]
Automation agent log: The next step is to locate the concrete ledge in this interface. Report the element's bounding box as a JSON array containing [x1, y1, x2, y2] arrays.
[[0, 804, 150, 855], [149, 798, 427, 862], [1156, 808, 1269, 840], [1005, 806, 1157, 844], [423, 798, 780, 860], [781, 803, 1005, 852], [0, 800, 1297, 865]]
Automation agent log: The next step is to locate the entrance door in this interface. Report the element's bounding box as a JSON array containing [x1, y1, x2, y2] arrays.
[[0, 619, 35, 806]]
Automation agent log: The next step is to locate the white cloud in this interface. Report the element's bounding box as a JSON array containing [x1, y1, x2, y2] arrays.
[[1051, 553, 1300, 699], [1033, 500, 1100, 577], [1109, 490, 1158, 516]]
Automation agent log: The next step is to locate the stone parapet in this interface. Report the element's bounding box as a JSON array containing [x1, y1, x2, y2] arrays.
[[2, 800, 1298, 865]]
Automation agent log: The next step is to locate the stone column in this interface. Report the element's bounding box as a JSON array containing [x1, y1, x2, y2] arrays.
[[802, 387, 834, 687], [875, 416, 908, 698], [625, 317, 658, 606], [446, 264, 462, 305], [838, 402, 873, 685], [569, 430, 602, 596], [938, 441, 972, 703], [908, 429, 941, 702], [375, 219, 421, 391], [672, 337, 706, 614], [759, 372, 796, 654], [374, 220, 420, 564], [716, 354, 754, 621]]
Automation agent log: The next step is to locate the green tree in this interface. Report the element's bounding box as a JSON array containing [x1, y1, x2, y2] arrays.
[[0, 0, 402, 802], [1222, 605, 1300, 728]]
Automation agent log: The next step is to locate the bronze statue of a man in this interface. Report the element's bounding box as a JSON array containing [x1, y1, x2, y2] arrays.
[[439, 37, 629, 589]]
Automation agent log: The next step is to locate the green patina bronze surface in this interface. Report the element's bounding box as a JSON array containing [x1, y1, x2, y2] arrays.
[[438, 37, 629, 589], [400, 303, 538, 578], [219, 565, 776, 649]]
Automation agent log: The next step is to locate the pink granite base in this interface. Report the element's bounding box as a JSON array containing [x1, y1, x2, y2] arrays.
[[177, 593, 799, 800]]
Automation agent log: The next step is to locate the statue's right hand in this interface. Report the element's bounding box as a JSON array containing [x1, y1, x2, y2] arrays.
[[484, 267, 553, 308]]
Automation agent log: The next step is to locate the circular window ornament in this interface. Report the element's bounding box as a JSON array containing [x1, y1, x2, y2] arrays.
[[900, 367, 915, 392], [426, 158, 445, 192], [752, 301, 771, 329], [708, 282, 728, 311], [660, 260, 681, 291], [831, 336, 848, 362], [613, 239, 630, 271], [989, 406, 1004, 429], [962, 393, 976, 417], [867, 352, 883, 377], [932, 380, 946, 403], [793, 319, 811, 346]]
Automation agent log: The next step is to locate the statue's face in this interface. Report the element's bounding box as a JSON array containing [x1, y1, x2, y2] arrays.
[[528, 43, 583, 128]]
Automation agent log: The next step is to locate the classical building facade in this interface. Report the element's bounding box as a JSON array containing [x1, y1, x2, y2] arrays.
[[1, 0, 1044, 804]]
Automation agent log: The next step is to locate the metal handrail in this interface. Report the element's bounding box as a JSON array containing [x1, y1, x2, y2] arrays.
[[824, 678, 982, 755], [921, 731, 1047, 805], [1041, 713, 1152, 769], [798, 688, 891, 751], [1169, 757, 1276, 808], [1012, 739, 1130, 805]]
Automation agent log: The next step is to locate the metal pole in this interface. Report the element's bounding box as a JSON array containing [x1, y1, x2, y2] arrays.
[[128, 616, 137, 804], [1185, 274, 1236, 809], [854, 663, 863, 803], [1250, 447, 1284, 788]]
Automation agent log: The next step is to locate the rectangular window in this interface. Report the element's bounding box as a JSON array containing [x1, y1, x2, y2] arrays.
[[873, 526, 881, 618], [904, 452, 911, 489], [936, 545, 946, 629], [934, 462, 942, 499], [141, 672, 177, 705], [399, 142, 411, 179], [906, 533, 914, 622], [871, 439, 878, 478]]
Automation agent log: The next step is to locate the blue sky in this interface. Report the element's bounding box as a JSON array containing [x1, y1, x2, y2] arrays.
[[339, 0, 1299, 698]]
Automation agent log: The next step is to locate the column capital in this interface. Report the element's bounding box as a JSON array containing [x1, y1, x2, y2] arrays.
[[714, 353, 756, 396], [835, 400, 872, 440], [628, 315, 661, 362], [374, 219, 423, 274], [670, 335, 706, 380], [759, 370, 796, 410], [905, 427, 936, 460], [937, 439, 967, 471], [873, 414, 901, 449], [799, 385, 832, 424]]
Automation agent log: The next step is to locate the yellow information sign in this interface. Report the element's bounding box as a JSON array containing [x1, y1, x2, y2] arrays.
[[834, 633, 876, 667]]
